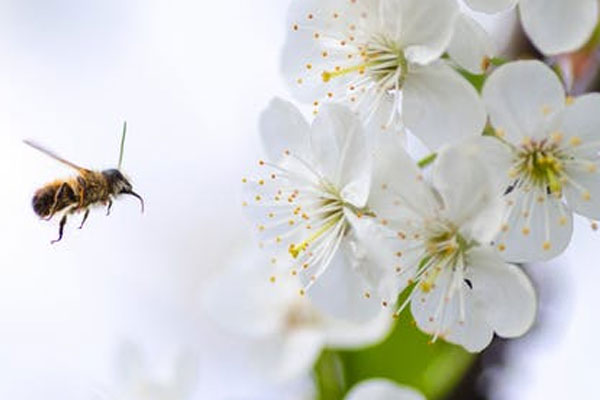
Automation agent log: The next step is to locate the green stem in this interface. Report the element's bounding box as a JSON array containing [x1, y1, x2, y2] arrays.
[[417, 153, 437, 169], [314, 350, 346, 400]]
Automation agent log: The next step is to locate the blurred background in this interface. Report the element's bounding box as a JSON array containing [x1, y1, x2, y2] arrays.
[[0, 1, 599, 399]]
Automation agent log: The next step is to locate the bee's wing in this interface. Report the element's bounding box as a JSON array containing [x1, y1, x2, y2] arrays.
[[23, 140, 91, 172]]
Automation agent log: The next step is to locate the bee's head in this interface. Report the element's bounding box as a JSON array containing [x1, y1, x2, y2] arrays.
[[102, 169, 132, 193], [102, 169, 144, 213]]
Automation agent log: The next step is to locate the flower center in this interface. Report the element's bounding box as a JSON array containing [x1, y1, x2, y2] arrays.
[[321, 34, 408, 90], [284, 302, 321, 331], [512, 137, 565, 196], [287, 187, 374, 260], [419, 227, 471, 293]]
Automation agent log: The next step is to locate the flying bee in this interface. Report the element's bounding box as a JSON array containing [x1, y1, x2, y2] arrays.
[[25, 122, 144, 244]]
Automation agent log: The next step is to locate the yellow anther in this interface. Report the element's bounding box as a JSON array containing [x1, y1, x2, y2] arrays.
[[559, 216, 567, 226], [542, 241, 551, 251], [420, 281, 433, 293], [269, 276, 276, 283], [550, 131, 564, 143], [522, 227, 531, 236], [566, 96, 575, 105], [583, 191, 591, 201], [498, 243, 506, 252], [289, 242, 308, 258], [541, 105, 553, 115], [570, 136, 582, 146], [481, 56, 491, 71]]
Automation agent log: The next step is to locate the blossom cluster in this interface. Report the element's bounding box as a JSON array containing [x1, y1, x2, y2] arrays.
[[218, 0, 600, 396]]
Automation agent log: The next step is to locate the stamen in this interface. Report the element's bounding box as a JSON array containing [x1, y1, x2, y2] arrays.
[[289, 212, 343, 258]]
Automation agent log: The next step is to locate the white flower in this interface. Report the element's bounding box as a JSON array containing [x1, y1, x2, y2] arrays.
[[368, 137, 537, 352], [282, 0, 486, 150], [464, 0, 598, 55], [203, 247, 393, 383], [243, 98, 400, 302], [481, 60, 600, 262], [446, 13, 496, 75], [345, 379, 425, 400], [99, 343, 197, 400]]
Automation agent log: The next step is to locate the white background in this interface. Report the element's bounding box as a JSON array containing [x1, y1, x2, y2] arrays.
[[0, 1, 597, 399]]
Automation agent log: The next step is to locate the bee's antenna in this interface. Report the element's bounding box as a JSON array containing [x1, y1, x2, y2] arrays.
[[117, 121, 127, 170]]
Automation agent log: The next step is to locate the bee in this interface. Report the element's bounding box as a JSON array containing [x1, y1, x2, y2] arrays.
[[25, 122, 144, 243]]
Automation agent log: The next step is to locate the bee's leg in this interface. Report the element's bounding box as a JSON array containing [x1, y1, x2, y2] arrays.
[[78, 209, 90, 229], [106, 198, 113, 216], [45, 182, 69, 221], [51, 214, 68, 244], [76, 176, 87, 208]]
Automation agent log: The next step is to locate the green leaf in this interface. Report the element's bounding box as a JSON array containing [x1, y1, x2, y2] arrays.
[[458, 69, 486, 93], [314, 309, 475, 400]]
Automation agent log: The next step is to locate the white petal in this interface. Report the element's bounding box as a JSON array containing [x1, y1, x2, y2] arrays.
[[496, 189, 573, 262], [396, 0, 459, 65], [520, 0, 598, 55], [243, 331, 323, 383], [308, 248, 386, 325], [344, 212, 408, 302], [346, 379, 426, 400], [482, 60, 566, 143], [281, 0, 377, 104], [320, 310, 394, 349], [410, 247, 536, 352], [410, 267, 494, 352], [403, 62, 486, 150], [277, 329, 325, 381], [203, 250, 290, 338], [310, 104, 371, 207], [563, 164, 600, 220], [556, 93, 600, 158], [369, 131, 439, 219], [433, 142, 504, 242], [363, 92, 405, 142], [470, 136, 515, 196], [447, 13, 496, 74], [464, 0, 517, 13], [466, 248, 537, 338], [260, 98, 310, 161]]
